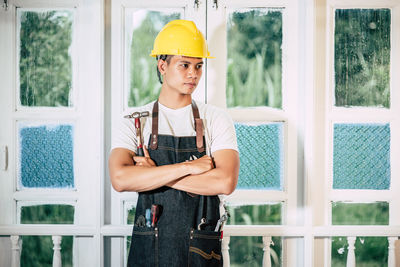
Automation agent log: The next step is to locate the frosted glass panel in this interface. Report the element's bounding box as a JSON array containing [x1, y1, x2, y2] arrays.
[[333, 123, 390, 189], [235, 123, 283, 190], [126, 9, 183, 107], [335, 9, 390, 108], [226, 203, 281, 225], [21, 204, 74, 224], [332, 202, 388, 225], [227, 8, 282, 108], [18, 9, 74, 107], [18, 123, 74, 189]]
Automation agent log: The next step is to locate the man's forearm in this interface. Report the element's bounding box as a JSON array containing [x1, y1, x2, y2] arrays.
[[112, 162, 189, 192], [167, 167, 237, 196], [109, 148, 215, 192], [167, 149, 239, 195]]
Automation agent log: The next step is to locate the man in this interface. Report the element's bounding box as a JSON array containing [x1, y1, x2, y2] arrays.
[[109, 19, 239, 267]]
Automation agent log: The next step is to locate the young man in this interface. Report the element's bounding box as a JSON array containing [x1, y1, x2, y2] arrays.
[[109, 19, 239, 266]]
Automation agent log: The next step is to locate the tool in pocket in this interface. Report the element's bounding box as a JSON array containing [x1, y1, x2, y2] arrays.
[[197, 218, 206, 230], [214, 210, 229, 232], [135, 215, 146, 227], [151, 204, 162, 227]]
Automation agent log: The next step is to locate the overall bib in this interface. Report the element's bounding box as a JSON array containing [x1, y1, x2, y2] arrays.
[[127, 101, 223, 267]]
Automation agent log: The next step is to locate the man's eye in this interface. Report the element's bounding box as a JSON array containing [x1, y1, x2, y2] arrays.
[[197, 65, 203, 69], [182, 64, 188, 68]]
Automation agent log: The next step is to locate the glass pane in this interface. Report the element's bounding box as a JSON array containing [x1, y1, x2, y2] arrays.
[[333, 123, 390, 189], [21, 236, 73, 267], [18, 9, 74, 107], [334, 9, 390, 108], [21, 204, 74, 224], [332, 237, 388, 267], [127, 236, 131, 262], [126, 9, 183, 107], [18, 123, 74, 189], [126, 202, 136, 225], [332, 202, 388, 225], [235, 123, 283, 190], [226, 203, 281, 225], [227, 8, 282, 108], [229, 236, 281, 267]]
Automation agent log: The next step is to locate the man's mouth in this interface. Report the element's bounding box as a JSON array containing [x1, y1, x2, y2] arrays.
[[185, 82, 197, 87]]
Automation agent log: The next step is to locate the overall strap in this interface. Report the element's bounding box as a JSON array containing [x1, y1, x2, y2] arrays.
[[150, 100, 205, 153], [191, 100, 205, 153], [150, 101, 159, 150]]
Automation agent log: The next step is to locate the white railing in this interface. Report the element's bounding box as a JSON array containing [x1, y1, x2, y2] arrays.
[[0, 225, 96, 267], [1, 225, 399, 267]]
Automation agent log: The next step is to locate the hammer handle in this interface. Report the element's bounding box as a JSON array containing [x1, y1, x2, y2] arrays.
[[137, 147, 144, 157]]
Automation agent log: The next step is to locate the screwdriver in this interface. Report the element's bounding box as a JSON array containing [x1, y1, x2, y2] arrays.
[[151, 204, 161, 227]]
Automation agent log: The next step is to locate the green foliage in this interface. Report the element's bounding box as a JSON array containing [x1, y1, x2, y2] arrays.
[[230, 236, 281, 267], [20, 205, 74, 267], [226, 9, 282, 108], [228, 204, 282, 266], [332, 202, 389, 225], [21, 204, 74, 224], [227, 204, 281, 225], [331, 202, 389, 265], [127, 207, 136, 225], [335, 9, 390, 108], [128, 11, 181, 107], [332, 237, 388, 267], [21, 236, 73, 267], [19, 10, 73, 107]]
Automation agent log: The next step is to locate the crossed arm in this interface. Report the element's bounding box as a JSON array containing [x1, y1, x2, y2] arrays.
[[108, 147, 239, 196]]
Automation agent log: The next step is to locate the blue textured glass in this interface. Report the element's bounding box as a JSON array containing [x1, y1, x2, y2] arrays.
[[19, 124, 74, 188], [235, 123, 283, 190], [333, 123, 390, 189]]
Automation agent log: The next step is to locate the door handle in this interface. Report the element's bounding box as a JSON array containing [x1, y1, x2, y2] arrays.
[[1, 145, 8, 171]]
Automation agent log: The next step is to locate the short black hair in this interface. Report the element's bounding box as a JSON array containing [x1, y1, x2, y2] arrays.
[[156, 55, 173, 84]]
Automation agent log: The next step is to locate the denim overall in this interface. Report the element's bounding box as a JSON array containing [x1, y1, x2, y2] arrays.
[[127, 101, 223, 267]]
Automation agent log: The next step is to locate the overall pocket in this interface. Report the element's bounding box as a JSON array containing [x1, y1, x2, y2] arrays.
[[188, 229, 222, 267], [128, 226, 159, 267]]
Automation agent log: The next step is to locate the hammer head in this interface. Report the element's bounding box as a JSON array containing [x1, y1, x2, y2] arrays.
[[140, 111, 150, 118], [124, 111, 150, 119]]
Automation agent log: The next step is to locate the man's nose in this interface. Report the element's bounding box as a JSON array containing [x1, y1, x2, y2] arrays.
[[188, 66, 199, 79]]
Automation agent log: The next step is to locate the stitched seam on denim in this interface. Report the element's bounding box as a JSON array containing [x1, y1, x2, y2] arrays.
[[155, 228, 159, 267], [133, 231, 155, 236], [189, 247, 221, 260], [157, 145, 199, 152], [193, 233, 220, 239]]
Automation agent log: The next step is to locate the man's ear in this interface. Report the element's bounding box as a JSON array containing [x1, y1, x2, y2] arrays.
[[157, 59, 167, 75]]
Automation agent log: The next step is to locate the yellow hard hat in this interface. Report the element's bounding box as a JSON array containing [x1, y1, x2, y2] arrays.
[[150, 19, 214, 59]]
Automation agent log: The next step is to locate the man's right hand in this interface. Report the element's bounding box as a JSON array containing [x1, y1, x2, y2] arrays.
[[185, 155, 214, 175], [133, 146, 156, 167]]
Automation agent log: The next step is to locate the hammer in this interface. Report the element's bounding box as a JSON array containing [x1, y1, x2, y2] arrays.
[[124, 111, 150, 156]]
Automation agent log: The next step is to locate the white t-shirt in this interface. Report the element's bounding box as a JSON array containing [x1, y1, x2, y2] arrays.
[[111, 101, 238, 155]]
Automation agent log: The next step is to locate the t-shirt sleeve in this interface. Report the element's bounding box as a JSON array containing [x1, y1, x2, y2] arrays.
[[208, 107, 238, 154], [111, 116, 137, 153]]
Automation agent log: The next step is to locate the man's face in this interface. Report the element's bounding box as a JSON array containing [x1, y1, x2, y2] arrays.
[[160, 56, 204, 95]]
